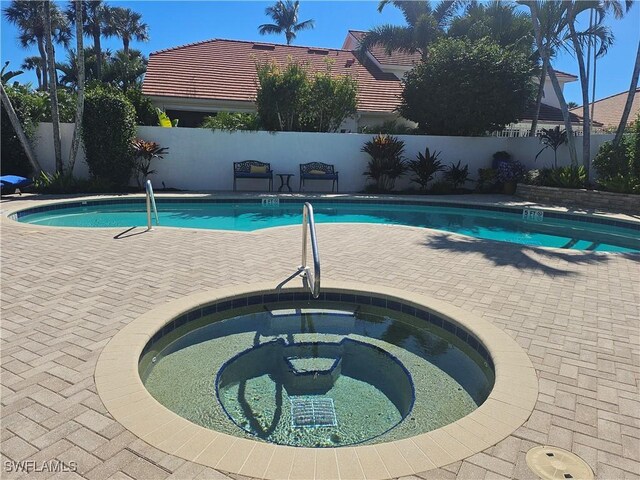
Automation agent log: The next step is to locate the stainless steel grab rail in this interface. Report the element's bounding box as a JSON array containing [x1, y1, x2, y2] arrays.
[[300, 202, 321, 298], [145, 180, 159, 231]]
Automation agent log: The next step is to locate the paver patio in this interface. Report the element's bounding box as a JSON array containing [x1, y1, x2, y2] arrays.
[[1, 194, 639, 480]]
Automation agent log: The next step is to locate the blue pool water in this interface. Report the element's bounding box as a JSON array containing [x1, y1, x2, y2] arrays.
[[16, 200, 640, 252]]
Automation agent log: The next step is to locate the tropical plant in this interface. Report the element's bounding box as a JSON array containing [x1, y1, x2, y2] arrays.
[[597, 174, 640, 194], [496, 159, 527, 183], [444, 161, 471, 190], [156, 108, 178, 127], [102, 49, 147, 91], [20, 56, 43, 89], [361, 134, 407, 192], [407, 147, 445, 190], [547, 165, 588, 188], [201, 112, 260, 132], [592, 137, 633, 179], [358, 0, 463, 58], [131, 139, 168, 188], [535, 126, 568, 167], [400, 37, 534, 135], [3, 0, 71, 91], [65, 0, 112, 80], [106, 6, 149, 55], [567, 101, 579, 109], [82, 85, 136, 185], [258, 0, 314, 45], [448, 1, 533, 54]]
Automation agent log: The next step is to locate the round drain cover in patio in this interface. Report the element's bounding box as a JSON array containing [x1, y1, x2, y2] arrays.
[[526, 446, 594, 480]]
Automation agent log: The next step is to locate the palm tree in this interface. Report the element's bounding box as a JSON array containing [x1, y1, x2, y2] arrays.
[[3, 1, 70, 91], [68, 0, 85, 174], [449, 1, 533, 53], [358, 1, 462, 58], [0, 63, 42, 174], [258, 0, 314, 45], [566, 1, 614, 176], [103, 49, 147, 91], [43, 0, 62, 174], [66, 1, 111, 80], [524, 1, 578, 166], [20, 56, 43, 90], [614, 40, 640, 147], [106, 7, 149, 56]]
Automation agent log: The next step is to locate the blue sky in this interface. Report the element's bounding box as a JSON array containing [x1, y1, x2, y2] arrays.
[[1, 1, 639, 104]]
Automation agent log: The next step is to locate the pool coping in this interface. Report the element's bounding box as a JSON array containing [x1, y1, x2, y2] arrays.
[[2, 192, 639, 229], [94, 280, 538, 480]]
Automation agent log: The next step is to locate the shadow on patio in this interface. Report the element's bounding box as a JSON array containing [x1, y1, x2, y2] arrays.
[[420, 233, 629, 276]]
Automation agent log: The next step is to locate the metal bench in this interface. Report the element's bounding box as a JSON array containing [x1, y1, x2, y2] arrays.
[[299, 162, 339, 192], [233, 161, 273, 191]]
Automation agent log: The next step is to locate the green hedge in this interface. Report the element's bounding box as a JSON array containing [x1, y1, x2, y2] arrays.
[[82, 86, 136, 186]]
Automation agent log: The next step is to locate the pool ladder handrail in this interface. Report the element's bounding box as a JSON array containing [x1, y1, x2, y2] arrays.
[[145, 180, 159, 231], [300, 202, 321, 298]]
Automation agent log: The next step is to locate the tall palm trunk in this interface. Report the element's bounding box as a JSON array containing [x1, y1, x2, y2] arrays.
[[567, 4, 591, 176], [529, 56, 549, 136], [123, 37, 129, 55], [37, 37, 48, 90], [68, 0, 84, 173], [529, 2, 578, 166], [0, 83, 42, 174], [93, 31, 102, 79], [613, 38, 640, 147], [44, 0, 62, 174]]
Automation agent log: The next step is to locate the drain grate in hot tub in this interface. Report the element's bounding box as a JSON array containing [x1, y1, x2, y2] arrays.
[[290, 396, 337, 428]]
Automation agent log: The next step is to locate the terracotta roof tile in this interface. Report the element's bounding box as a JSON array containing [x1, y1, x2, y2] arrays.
[[142, 38, 403, 113], [520, 102, 601, 126], [347, 30, 421, 66], [570, 88, 640, 127]]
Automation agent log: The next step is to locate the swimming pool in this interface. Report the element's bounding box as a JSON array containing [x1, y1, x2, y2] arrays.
[[14, 198, 640, 252]]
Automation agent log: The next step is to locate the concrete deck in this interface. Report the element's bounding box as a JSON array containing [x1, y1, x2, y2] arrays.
[[1, 194, 638, 479]]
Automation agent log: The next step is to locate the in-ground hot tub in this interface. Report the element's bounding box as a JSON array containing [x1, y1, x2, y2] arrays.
[[96, 283, 537, 479]]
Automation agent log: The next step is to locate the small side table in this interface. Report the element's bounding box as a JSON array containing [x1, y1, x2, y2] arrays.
[[277, 173, 294, 192]]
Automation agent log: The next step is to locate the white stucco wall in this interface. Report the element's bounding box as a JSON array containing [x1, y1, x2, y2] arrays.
[[34, 123, 613, 192]]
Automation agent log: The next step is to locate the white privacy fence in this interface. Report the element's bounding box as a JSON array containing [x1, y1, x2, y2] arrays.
[[35, 124, 614, 192]]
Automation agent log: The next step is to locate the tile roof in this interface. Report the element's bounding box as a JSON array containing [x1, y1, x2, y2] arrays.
[[142, 38, 403, 114], [570, 88, 640, 127], [347, 30, 422, 67], [520, 102, 601, 126]]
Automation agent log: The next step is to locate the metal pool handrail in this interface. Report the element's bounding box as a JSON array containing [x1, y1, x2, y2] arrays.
[[300, 202, 321, 298], [145, 180, 159, 231]]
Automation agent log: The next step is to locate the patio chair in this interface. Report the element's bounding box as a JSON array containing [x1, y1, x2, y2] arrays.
[[299, 162, 339, 192], [233, 161, 273, 191]]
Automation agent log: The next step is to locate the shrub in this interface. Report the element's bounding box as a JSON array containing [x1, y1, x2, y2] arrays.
[[361, 134, 407, 192], [597, 174, 640, 194], [443, 161, 471, 190], [476, 168, 499, 192], [1, 85, 46, 177], [547, 166, 588, 189], [201, 112, 260, 131], [593, 138, 633, 179], [124, 88, 157, 126], [82, 85, 137, 186], [400, 38, 534, 135], [407, 147, 445, 190], [359, 120, 418, 135], [496, 159, 527, 183]]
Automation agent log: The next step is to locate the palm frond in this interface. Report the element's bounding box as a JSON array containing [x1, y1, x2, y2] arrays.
[[292, 18, 314, 32], [258, 23, 283, 35]]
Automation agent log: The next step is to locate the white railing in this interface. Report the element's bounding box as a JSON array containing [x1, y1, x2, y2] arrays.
[[299, 202, 321, 299], [145, 180, 159, 231]]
